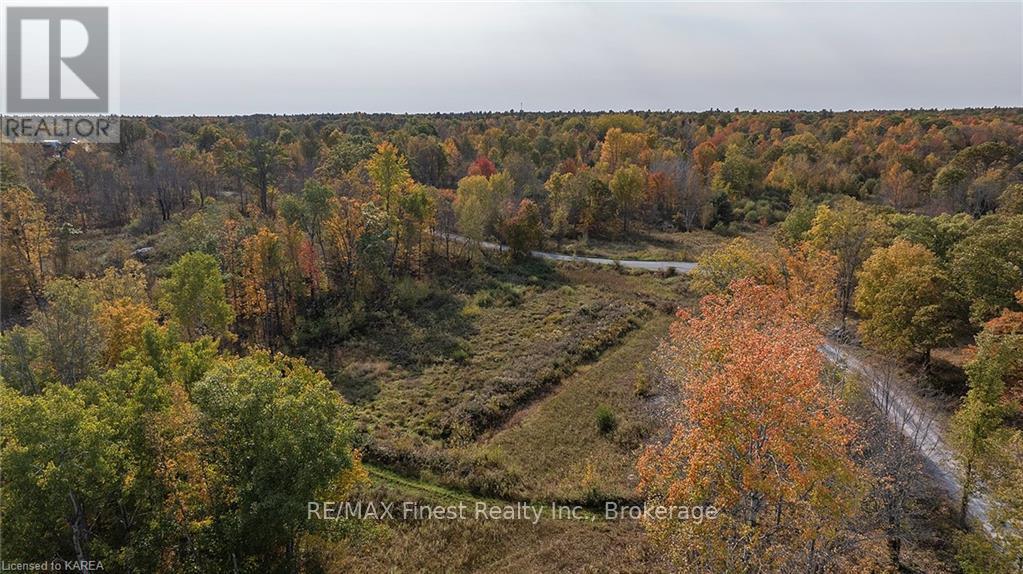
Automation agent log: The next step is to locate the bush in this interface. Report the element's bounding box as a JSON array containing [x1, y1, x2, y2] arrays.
[[633, 373, 651, 397], [449, 347, 470, 363], [473, 282, 522, 308], [954, 531, 1015, 574], [393, 278, 433, 312], [595, 405, 617, 435]]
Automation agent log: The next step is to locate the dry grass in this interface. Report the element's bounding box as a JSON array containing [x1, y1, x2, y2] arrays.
[[477, 315, 674, 502], [310, 471, 669, 573], [314, 259, 687, 497], [556, 225, 777, 262]]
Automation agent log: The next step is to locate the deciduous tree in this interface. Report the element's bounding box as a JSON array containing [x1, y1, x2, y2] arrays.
[[807, 197, 889, 323], [367, 141, 412, 214], [502, 199, 543, 259], [609, 164, 646, 234], [690, 237, 780, 295], [32, 279, 102, 387], [159, 252, 234, 342], [950, 214, 1023, 325], [854, 239, 951, 360], [639, 280, 861, 572], [1, 185, 52, 308], [190, 352, 357, 569], [96, 298, 159, 367], [246, 137, 285, 214]]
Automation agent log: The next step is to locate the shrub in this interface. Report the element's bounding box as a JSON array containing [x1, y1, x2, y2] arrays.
[[393, 277, 433, 312], [473, 282, 522, 308], [595, 405, 617, 434], [633, 373, 651, 397], [449, 347, 470, 363]]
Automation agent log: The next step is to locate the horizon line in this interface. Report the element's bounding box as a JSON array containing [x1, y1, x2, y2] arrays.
[[119, 105, 1023, 119]]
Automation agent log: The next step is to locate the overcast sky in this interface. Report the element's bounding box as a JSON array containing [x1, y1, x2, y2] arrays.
[[115, 1, 1022, 115]]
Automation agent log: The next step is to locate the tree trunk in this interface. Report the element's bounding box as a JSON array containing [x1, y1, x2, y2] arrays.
[[68, 491, 91, 572], [960, 457, 974, 526]]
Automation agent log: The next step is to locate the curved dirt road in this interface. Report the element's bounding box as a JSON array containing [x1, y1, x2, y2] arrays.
[[821, 344, 994, 532]]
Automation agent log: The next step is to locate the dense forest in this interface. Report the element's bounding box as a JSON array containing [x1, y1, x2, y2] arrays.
[[1, 108, 1022, 572]]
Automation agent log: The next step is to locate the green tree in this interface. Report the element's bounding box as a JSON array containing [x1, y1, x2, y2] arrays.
[[712, 143, 762, 200], [950, 214, 1023, 325], [0, 384, 121, 565], [367, 141, 412, 214], [887, 212, 973, 261], [454, 172, 513, 245], [776, 202, 817, 246], [159, 252, 234, 341], [293, 179, 334, 253], [191, 352, 356, 570], [315, 134, 376, 180], [246, 137, 284, 214], [0, 326, 43, 394], [2, 347, 217, 572], [0, 359, 179, 570], [32, 279, 102, 387], [396, 183, 435, 274], [950, 344, 1015, 525], [853, 239, 951, 360], [609, 164, 646, 234], [998, 182, 1023, 215]]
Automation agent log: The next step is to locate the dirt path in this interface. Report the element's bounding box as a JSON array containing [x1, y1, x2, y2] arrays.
[[821, 343, 994, 533], [438, 233, 697, 273]]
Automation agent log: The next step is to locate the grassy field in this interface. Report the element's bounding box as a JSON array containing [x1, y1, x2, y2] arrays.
[[476, 314, 674, 503], [309, 257, 688, 498], [311, 458, 959, 574], [313, 465, 670, 573], [555, 225, 776, 262]]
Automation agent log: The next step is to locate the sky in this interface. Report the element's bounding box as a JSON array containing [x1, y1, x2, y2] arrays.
[[110, 1, 1022, 115]]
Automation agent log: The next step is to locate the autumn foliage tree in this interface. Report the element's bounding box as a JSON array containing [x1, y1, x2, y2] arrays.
[[501, 199, 543, 258], [239, 227, 296, 347], [853, 239, 951, 361], [639, 280, 862, 572], [779, 243, 839, 325], [689, 237, 781, 295], [367, 141, 412, 214], [807, 197, 890, 324], [1, 185, 52, 309], [599, 127, 648, 173], [96, 298, 159, 367], [609, 164, 646, 234], [467, 154, 497, 177]]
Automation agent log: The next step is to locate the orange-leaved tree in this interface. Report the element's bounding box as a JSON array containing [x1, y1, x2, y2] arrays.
[[638, 279, 862, 572]]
